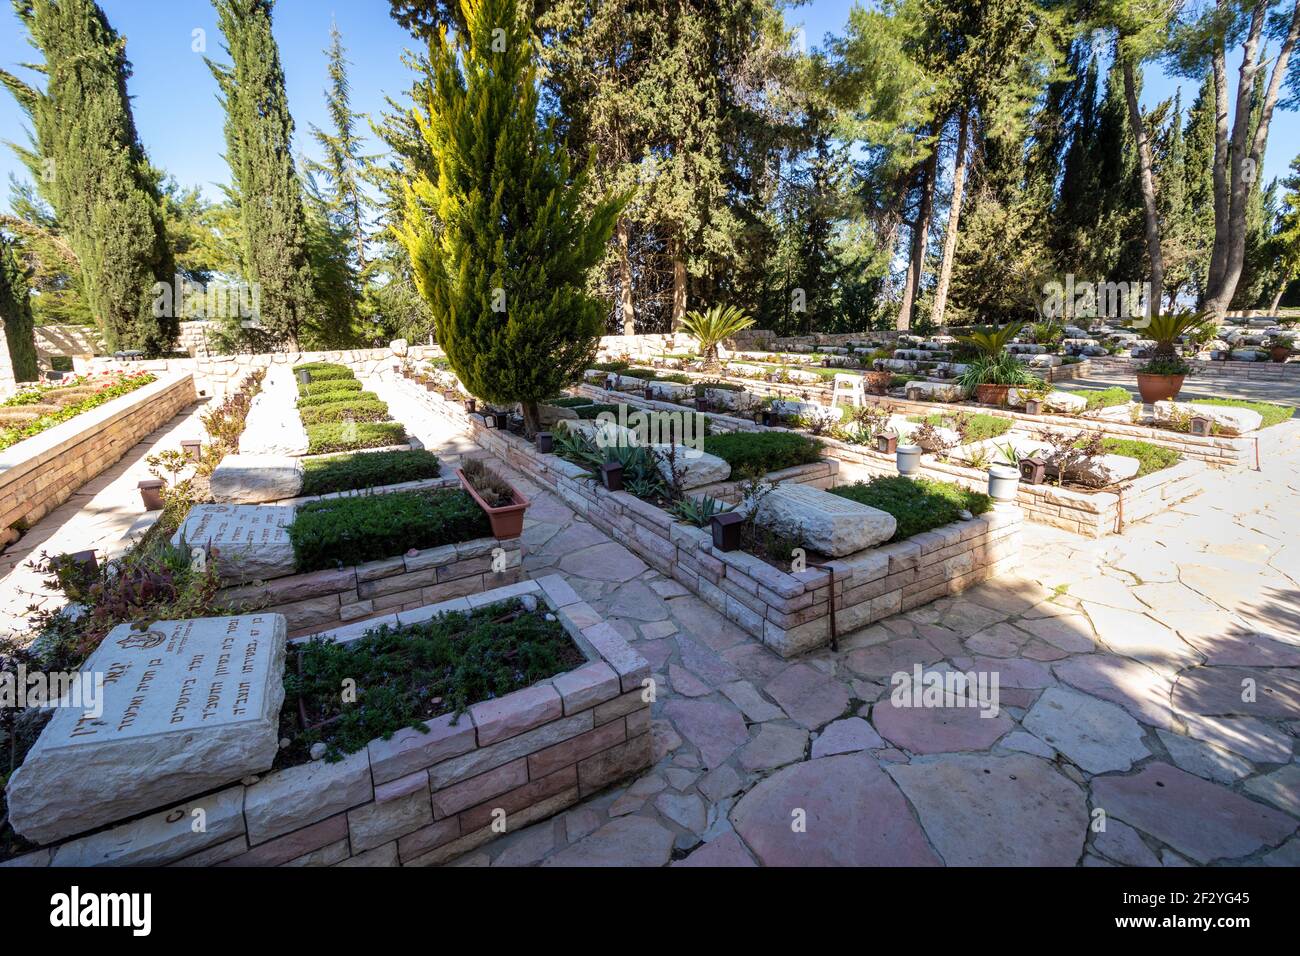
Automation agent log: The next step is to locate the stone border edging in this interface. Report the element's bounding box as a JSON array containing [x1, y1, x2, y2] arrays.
[[2, 574, 651, 868]]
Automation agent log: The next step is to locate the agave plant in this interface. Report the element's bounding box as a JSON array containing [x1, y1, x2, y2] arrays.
[[957, 321, 1026, 358], [680, 304, 756, 370]]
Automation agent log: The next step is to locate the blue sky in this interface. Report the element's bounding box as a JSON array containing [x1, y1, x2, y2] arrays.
[[0, 0, 1297, 209]]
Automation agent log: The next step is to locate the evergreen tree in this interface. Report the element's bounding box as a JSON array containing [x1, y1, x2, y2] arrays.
[[1268, 154, 1300, 310], [1, 178, 93, 326], [1154, 92, 1192, 304], [209, 0, 318, 350], [308, 21, 371, 272], [398, 0, 628, 433], [0, 0, 176, 353], [1182, 75, 1216, 304], [0, 233, 40, 381]]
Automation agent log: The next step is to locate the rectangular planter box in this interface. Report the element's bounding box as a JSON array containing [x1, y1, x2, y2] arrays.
[[0, 372, 197, 548], [812, 433, 1208, 539], [393, 378, 1023, 658], [4, 574, 651, 868]]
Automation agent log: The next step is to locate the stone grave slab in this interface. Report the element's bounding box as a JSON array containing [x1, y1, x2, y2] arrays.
[[756, 483, 895, 557], [173, 503, 297, 581], [209, 454, 304, 504], [6, 614, 287, 845]]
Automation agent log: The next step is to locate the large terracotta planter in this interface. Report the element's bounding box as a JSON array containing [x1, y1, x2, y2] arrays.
[[1136, 372, 1184, 403], [1270, 345, 1291, 363], [975, 383, 1010, 406], [456, 468, 529, 539]]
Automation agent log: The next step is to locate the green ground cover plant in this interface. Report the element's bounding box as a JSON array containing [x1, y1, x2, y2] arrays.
[[299, 377, 363, 397], [906, 412, 1012, 441], [300, 449, 442, 496], [281, 598, 583, 762], [702, 431, 823, 475], [298, 398, 391, 426], [1190, 397, 1293, 428], [296, 388, 380, 408], [1090, 438, 1182, 476], [305, 420, 407, 454], [289, 487, 490, 571], [831, 475, 991, 541], [0, 372, 156, 453]]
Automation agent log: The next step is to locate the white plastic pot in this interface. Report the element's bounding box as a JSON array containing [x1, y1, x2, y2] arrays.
[[987, 464, 1020, 502], [896, 444, 922, 476]]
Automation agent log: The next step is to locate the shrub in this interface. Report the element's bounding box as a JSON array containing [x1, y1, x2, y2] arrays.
[[1190, 397, 1293, 429], [1093, 438, 1181, 476], [305, 420, 407, 455], [702, 431, 823, 476], [281, 599, 583, 761], [831, 476, 991, 541], [460, 457, 516, 507], [297, 388, 380, 408], [589, 360, 631, 373], [300, 449, 442, 496], [299, 377, 362, 397], [299, 399, 391, 426], [289, 488, 491, 571]]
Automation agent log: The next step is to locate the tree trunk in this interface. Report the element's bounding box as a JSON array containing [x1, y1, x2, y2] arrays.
[[617, 219, 635, 335], [671, 251, 687, 330], [1122, 58, 1164, 318], [930, 109, 969, 328], [1206, 31, 1230, 301], [898, 138, 939, 330], [1269, 276, 1290, 313], [521, 400, 541, 438], [1203, 0, 1298, 320]]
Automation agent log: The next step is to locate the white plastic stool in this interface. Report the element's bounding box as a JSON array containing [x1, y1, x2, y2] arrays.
[[830, 372, 866, 409]]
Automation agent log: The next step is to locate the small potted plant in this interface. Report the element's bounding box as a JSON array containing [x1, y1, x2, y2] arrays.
[[955, 323, 1036, 406], [1135, 312, 1209, 402], [457, 458, 529, 539], [1269, 334, 1293, 363]]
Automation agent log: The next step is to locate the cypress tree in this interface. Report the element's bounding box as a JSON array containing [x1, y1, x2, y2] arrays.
[[0, 0, 176, 354], [0, 235, 40, 381], [399, 0, 628, 433], [209, 0, 317, 350], [1182, 76, 1216, 304]]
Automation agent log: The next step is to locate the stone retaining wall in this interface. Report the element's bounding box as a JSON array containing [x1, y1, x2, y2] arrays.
[[575, 383, 1206, 538], [1087, 355, 1300, 381], [220, 534, 522, 637], [0, 373, 197, 546], [389, 375, 1023, 657], [1, 574, 652, 868]]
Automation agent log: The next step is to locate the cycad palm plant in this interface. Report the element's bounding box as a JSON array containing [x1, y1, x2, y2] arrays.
[[957, 321, 1025, 357], [680, 304, 755, 370], [1145, 312, 1210, 360]]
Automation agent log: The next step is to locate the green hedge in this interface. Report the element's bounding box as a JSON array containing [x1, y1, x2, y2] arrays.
[[548, 396, 593, 408], [300, 449, 442, 496], [831, 476, 991, 542], [297, 389, 380, 408], [305, 420, 407, 455], [299, 399, 391, 426], [299, 378, 363, 397], [289, 488, 491, 571], [573, 403, 621, 420], [702, 431, 823, 475]]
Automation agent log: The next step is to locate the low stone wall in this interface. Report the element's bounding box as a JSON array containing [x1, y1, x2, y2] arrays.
[[390, 376, 1023, 657], [221, 534, 523, 637], [0, 373, 197, 545], [1043, 360, 1094, 382], [1087, 355, 1300, 381], [2, 574, 652, 868], [826, 440, 1205, 538]]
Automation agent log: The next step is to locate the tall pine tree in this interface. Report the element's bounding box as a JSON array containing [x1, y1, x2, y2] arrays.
[[398, 0, 628, 433], [209, 0, 317, 350], [0, 0, 176, 353]]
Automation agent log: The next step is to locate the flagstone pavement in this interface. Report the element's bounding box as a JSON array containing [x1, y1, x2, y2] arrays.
[[451, 425, 1300, 867]]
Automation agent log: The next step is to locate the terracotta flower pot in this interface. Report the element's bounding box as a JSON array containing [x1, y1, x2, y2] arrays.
[[864, 370, 893, 396], [975, 383, 1010, 406], [456, 468, 529, 540], [1136, 372, 1184, 403], [1270, 345, 1291, 363]]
